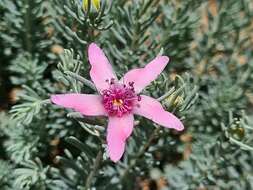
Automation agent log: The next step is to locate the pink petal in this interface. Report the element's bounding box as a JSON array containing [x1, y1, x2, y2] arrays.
[[121, 56, 169, 93], [133, 95, 184, 131], [107, 114, 134, 162], [51, 94, 107, 116], [88, 43, 117, 92]]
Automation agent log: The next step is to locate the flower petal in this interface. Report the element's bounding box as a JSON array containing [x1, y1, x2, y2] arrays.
[[51, 94, 107, 116], [88, 43, 117, 92], [133, 95, 184, 131], [121, 56, 169, 93], [107, 114, 134, 162]]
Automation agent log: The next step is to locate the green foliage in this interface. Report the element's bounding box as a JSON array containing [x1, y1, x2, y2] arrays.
[[0, 0, 58, 59], [0, 0, 253, 189], [0, 160, 13, 190], [13, 158, 49, 189]]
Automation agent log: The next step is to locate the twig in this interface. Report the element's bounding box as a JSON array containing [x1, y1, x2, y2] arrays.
[[120, 127, 160, 182], [64, 71, 97, 91], [85, 150, 103, 189], [24, 0, 32, 52]]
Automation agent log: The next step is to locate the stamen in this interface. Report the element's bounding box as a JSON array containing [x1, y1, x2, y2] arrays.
[[129, 82, 134, 87], [102, 79, 139, 117], [110, 78, 115, 85], [137, 95, 141, 101]]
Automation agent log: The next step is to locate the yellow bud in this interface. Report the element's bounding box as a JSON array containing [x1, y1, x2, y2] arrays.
[[166, 95, 184, 107], [229, 127, 245, 140], [92, 0, 101, 10], [82, 0, 101, 11]]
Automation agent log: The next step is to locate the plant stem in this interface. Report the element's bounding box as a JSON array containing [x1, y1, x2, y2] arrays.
[[24, 0, 32, 53], [64, 71, 97, 91], [85, 150, 103, 189], [120, 127, 160, 182]]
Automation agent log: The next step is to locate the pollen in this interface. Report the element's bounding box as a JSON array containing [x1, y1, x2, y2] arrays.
[[113, 99, 123, 106]]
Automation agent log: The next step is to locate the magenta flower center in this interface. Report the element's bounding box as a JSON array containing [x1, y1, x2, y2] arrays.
[[102, 79, 140, 117]]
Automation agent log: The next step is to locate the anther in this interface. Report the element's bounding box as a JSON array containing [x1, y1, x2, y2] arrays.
[[137, 95, 141, 101], [129, 82, 134, 86], [110, 78, 115, 85]]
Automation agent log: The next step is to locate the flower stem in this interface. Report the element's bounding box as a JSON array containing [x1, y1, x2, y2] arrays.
[[85, 150, 103, 189]]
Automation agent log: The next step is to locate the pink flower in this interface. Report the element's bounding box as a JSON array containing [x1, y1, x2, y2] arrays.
[[51, 43, 184, 162]]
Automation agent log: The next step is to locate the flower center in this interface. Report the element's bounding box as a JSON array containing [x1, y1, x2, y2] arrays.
[[102, 79, 140, 117], [113, 99, 123, 106]]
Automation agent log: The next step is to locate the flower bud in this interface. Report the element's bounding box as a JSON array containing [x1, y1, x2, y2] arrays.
[[228, 118, 245, 140], [81, 0, 101, 12], [166, 95, 184, 108]]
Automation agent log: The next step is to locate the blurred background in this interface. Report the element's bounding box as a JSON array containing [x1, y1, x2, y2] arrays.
[[0, 0, 253, 189]]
